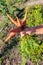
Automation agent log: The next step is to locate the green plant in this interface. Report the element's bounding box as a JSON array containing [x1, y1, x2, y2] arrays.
[[26, 5, 43, 27], [20, 35, 43, 65], [0, 58, 2, 64], [19, 5, 43, 65]]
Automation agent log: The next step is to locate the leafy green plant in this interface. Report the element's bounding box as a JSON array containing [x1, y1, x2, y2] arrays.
[[19, 5, 43, 65], [20, 35, 43, 65], [26, 5, 43, 27], [0, 58, 2, 64]]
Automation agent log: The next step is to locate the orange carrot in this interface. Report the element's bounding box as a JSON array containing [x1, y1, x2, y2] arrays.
[[5, 32, 16, 42], [6, 13, 18, 26]]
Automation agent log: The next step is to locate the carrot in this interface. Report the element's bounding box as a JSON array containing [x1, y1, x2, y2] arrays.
[[6, 13, 18, 26], [5, 32, 16, 42]]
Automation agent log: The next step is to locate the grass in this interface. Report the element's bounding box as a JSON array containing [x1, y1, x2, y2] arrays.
[[0, 0, 43, 65], [19, 5, 43, 65], [19, 35, 43, 65]]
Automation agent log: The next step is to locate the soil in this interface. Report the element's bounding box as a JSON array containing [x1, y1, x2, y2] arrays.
[[2, 47, 21, 65]]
